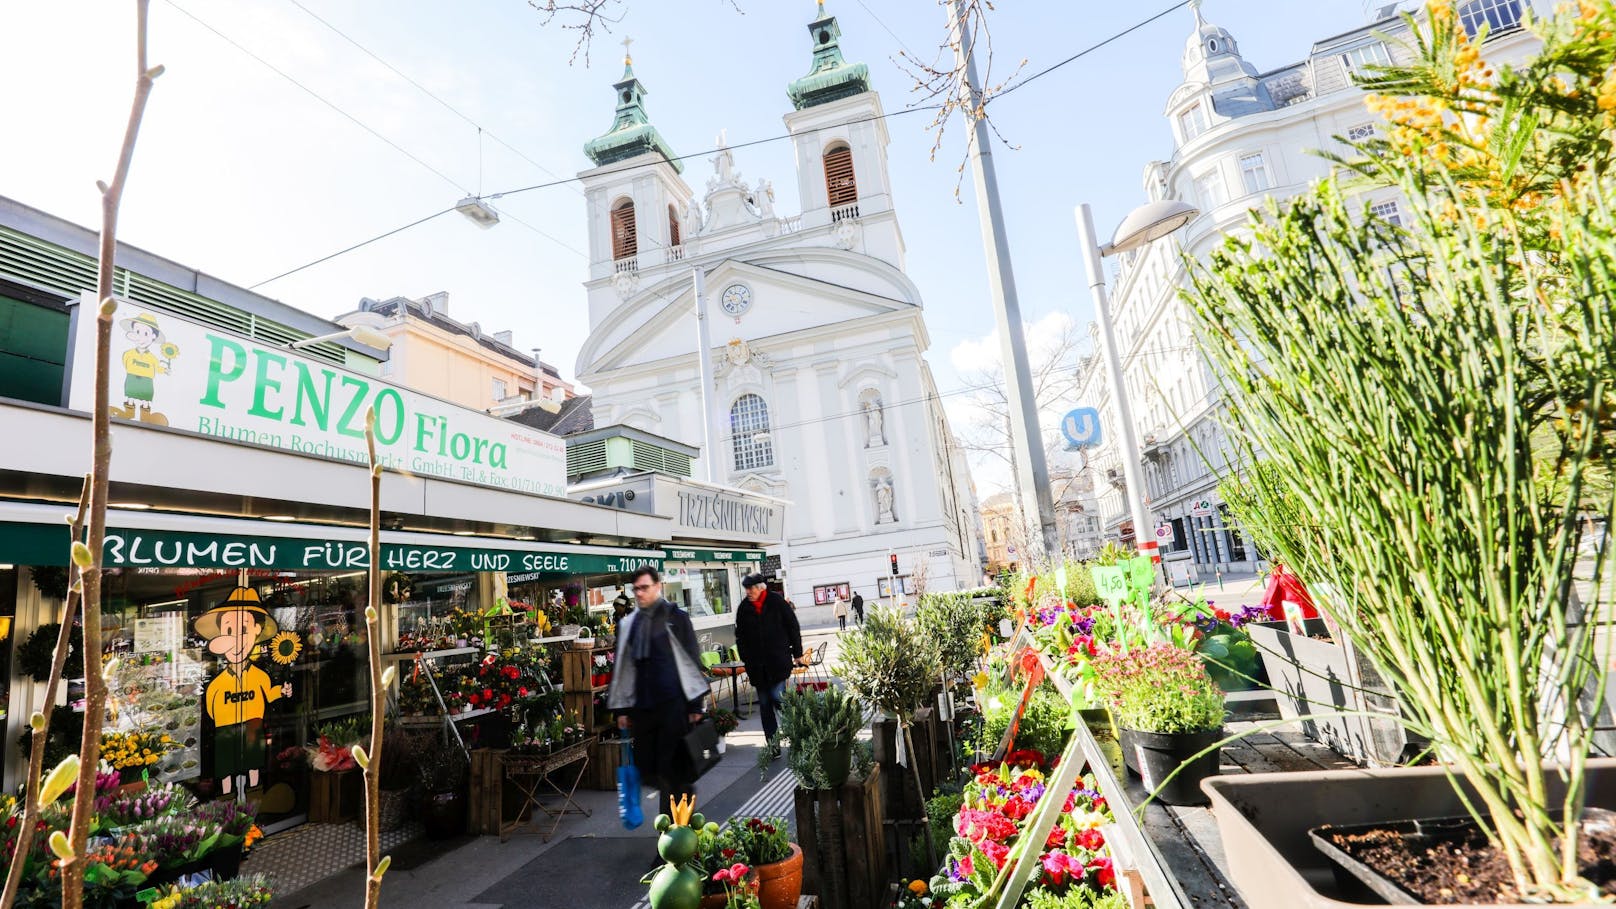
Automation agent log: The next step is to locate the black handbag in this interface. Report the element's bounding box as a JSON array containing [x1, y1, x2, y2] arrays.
[[682, 718, 723, 780]]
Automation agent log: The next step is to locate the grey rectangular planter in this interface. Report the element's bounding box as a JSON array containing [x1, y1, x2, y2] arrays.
[[1201, 758, 1616, 909], [1247, 619, 1409, 766]]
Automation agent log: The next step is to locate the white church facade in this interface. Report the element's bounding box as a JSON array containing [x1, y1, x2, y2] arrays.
[[572, 8, 983, 602]]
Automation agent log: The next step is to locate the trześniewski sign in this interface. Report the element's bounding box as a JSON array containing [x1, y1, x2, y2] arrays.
[[68, 296, 567, 496]]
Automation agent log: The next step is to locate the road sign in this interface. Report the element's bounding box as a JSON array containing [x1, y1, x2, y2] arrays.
[[1155, 523, 1176, 546], [1060, 407, 1102, 450]]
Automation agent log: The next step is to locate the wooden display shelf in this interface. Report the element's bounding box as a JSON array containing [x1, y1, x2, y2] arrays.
[[383, 646, 480, 662], [396, 706, 496, 727]]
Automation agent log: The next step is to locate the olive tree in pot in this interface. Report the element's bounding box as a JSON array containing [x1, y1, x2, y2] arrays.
[[1183, 4, 1616, 904], [1090, 642, 1225, 806], [835, 606, 942, 866], [765, 687, 867, 790], [416, 743, 469, 840]]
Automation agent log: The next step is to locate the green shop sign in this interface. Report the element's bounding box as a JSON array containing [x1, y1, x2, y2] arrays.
[[68, 297, 568, 497], [0, 522, 661, 575], [662, 547, 765, 563]]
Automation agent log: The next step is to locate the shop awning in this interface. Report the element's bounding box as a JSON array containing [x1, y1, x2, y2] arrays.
[[0, 501, 663, 574]]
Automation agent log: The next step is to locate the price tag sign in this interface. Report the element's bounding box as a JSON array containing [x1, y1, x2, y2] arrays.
[[1091, 566, 1128, 606]]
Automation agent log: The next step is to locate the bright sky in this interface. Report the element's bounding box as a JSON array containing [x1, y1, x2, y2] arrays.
[[0, 0, 1376, 495]]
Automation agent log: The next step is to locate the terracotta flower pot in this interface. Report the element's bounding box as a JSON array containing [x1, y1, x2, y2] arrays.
[[699, 893, 727, 909], [754, 843, 804, 909]]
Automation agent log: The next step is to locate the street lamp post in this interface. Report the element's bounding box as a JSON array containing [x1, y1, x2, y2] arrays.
[[1074, 199, 1199, 577]]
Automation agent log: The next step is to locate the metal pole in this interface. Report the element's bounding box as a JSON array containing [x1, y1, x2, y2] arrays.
[[693, 267, 721, 484], [949, 0, 1057, 560], [1075, 203, 1158, 570]]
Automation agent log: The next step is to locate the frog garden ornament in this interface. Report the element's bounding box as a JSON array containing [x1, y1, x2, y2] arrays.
[[644, 794, 707, 909]]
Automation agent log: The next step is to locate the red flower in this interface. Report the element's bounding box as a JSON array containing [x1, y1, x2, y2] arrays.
[[1089, 857, 1116, 889], [503, 665, 520, 680], [1074, 828, 1105, 852]]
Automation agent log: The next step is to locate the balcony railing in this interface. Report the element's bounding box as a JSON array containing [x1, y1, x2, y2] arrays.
[[614, 255, 639, 274], [830, 202, 861, 223], [667, 244, 685, 263], [780, 215, 803, 233]]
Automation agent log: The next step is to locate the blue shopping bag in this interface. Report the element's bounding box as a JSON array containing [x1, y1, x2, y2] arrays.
[[617, 738, 643, 829]]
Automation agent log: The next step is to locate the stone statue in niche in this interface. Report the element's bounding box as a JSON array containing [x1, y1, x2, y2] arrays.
[[862, 397, 885, 447], [681, 199, 704, 240], [873, 474, 897, 524]]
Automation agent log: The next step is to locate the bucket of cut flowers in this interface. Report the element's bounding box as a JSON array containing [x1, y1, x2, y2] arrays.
[[1091, 641, 1225, 806]]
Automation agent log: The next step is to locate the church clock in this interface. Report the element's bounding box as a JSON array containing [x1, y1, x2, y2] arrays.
[[719, 283, 752, 317]]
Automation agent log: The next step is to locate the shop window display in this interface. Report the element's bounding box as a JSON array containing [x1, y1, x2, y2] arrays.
[[663, 566, 733, 618]]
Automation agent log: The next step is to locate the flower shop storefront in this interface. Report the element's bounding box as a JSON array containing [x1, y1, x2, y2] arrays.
[[0, 500, 666, 835]]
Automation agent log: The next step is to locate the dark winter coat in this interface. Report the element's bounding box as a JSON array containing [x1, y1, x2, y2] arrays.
[[733, 590, 803, 688]]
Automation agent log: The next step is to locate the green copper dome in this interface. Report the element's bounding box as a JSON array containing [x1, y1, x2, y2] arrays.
[[583, 56, 681, 172], [787, 4, 870, 110]]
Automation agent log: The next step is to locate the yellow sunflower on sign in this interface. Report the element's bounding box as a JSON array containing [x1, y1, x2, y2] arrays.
[[269, 630, 303, 665]]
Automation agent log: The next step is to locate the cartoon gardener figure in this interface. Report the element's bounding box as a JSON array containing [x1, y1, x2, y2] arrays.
[[113, 311, 178, 425], [196, 587, 292, 794]]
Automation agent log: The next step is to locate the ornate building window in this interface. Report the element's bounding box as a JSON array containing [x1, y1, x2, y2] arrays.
[[610, 198, 638, 260], [1340, 41, 1391, 74], [730, 393, 774, 471], [1458, 0, 1523, 37], [824, 144, 858, 207], [1177, 103, 1207, 142], [870, 466, 898, 525], [668, 204, 681, 248], [1238, 153, 1271, 195]]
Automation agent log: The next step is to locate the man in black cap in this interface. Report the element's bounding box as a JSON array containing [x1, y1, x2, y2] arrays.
[[735, 573, 804, 759]]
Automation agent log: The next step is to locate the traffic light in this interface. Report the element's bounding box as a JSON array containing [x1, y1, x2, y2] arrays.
[[889, 553, 899, 576]]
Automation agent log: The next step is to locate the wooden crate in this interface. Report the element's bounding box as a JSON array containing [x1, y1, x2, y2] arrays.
[[794, 765, 885, 909], [584, 734, 629, 790], [308, 769, 361, 824], [468, 747, 504, 834], [562, 647, 609, 692], [564, 691, 603, 733]]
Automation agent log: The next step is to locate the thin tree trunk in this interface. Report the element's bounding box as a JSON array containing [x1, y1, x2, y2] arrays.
[[0, 483, 90, 909], [902, 723, 935, 871], [61, 5, 160, 905], [362, 414, 388, 907]]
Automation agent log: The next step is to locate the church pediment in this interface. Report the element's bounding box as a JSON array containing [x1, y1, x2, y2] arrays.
[[577, 252, 920, 378]]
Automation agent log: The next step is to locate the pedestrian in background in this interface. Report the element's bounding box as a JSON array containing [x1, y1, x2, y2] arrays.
[[735, 573, 804, 759], [608, 566, 710, 819], [851, 591, 865, 625], [832, 593, 849, 632]]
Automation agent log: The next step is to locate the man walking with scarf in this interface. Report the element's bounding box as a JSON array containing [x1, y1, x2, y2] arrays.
[[735, 574, 805, 760], [608, 566, 710, 819]]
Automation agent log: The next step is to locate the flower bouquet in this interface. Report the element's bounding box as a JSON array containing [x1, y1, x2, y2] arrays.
[[101, 729, 177, 782]]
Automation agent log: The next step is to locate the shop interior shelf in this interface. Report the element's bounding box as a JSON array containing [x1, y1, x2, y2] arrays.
[[382, 646, 481, 662], [532, 635, 580, 645], [396, 706, 496, 727]]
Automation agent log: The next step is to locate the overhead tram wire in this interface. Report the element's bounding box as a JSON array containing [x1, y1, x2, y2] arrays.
[[281, 0, 587, 200], [242, 0, 1194, 285], [163, 0, 470, 196], [249, 207, 458, 289]]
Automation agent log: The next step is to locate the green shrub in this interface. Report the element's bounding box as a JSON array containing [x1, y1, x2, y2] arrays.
[[835, 607, 940, 722], [975, 684, 1071, 760], [1022, 886, 1130, 909]]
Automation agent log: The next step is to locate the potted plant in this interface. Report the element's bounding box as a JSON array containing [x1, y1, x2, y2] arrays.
[[306, 718, 364, 823], [712, 708, 739, 754], [416, 743, 469, 839], [764, 688, 864, 789], [1184, 3, 1616, 904], [373, 727, 422, 832], [715, 817, 800, 909], [1089, 642, 1224, 806]]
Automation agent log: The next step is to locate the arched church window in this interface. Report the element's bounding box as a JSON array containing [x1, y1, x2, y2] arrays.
[[610, 198, 638, 260], [824, 144, 858, 207], [668, 204, 682, 247], [730, 394, 774, 471]]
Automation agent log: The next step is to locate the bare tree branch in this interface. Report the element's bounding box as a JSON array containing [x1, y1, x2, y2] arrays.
[[526, 0, 743, 66], [62, 4, 160, 905], [896, 0, 1024, 198]]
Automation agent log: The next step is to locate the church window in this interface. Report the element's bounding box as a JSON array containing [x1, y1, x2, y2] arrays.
[[1194, 169, 1225, 209], [824, 144, 858, 207], [730, 394, 774, 471], [1458, 0, 1522, 37], [668, 204, 682, 247], [610, 198, 638, 260], [1239, 153, 1271, 195], [1341, 41, 1391, 74], [1178, 103, 1207, 142]]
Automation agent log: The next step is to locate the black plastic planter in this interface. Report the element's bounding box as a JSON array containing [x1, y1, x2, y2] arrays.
[[1117, 727, 1221, 806]]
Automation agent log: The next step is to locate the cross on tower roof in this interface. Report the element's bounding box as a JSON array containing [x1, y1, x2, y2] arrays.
[[621, 36, 634, 65]]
